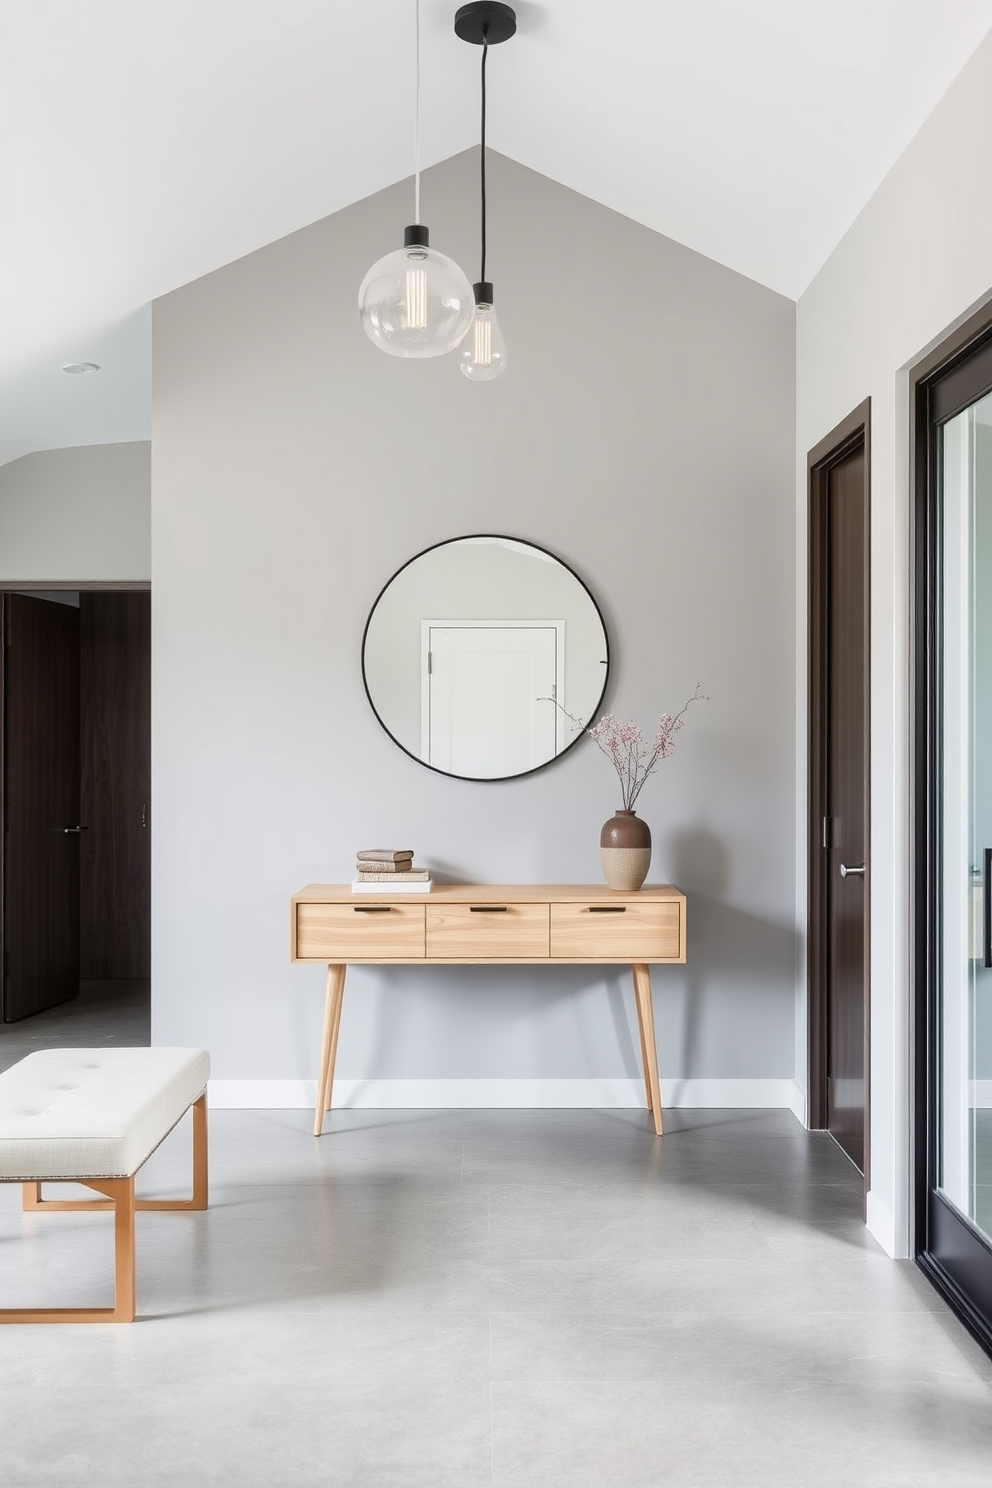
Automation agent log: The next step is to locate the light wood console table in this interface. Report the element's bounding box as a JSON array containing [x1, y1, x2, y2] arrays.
[[290, 883, 686, 1137]]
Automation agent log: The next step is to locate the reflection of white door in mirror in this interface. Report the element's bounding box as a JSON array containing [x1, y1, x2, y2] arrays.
[[362, 534, 608, 781], [422, 620, 562, 778]]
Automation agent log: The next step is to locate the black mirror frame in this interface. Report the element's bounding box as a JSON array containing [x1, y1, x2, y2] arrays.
[[361, 532, 611, 783]]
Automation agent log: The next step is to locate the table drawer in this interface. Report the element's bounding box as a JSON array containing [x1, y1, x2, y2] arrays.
[[426, 902, 550, 959], [295, 902, 425, 959], [550, 900, 682, 961]]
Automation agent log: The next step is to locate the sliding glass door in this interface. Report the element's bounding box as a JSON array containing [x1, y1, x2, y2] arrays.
[[938, 387, 992, 1245], [915, 322, 992, 1351]]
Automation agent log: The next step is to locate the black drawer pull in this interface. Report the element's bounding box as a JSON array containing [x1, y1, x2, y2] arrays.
[[587, 906, 627, 913], [353, 906, 393, 913], [469, 905, 509, 913]]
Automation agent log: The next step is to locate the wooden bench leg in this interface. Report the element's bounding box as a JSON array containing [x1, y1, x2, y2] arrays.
[[133, 1094, 209, 1211], [632, 963, 664, 1136], [314, 963, 346, 1136], [3, 1093, 208, 1323], [0, 1176, 135, 1324], [109, 1177, 136, 1321], [190, 1091, 208, 1209]]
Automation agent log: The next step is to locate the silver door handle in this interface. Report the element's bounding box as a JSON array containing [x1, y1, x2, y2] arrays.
[[63, 825, 89, 834], [839, 862, 865, 878]]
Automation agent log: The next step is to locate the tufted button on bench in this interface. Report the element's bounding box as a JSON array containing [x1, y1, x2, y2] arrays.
[[0, 1047, 210, 1323]]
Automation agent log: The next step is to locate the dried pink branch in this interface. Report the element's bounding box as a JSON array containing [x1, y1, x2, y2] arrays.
[[544, 685, 707, 810]]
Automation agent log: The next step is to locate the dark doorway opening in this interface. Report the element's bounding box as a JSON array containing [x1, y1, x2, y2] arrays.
[[1, 588, 150, 1046], [808, 401, 871, 1192]]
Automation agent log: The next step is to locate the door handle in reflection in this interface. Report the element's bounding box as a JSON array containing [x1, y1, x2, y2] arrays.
[[839, 862, 865, 878], [63, 825, 89, 834], [984, 848, 992, 969]]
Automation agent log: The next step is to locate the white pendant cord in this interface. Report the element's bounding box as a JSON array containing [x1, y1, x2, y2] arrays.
[[414, 0, 421, 224]]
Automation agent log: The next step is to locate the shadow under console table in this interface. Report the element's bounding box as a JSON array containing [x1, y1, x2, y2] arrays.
[[290, 883, 687, 1137]]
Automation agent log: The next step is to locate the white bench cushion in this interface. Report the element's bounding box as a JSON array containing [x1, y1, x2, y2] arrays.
[[0, 1048, 210, 1181]]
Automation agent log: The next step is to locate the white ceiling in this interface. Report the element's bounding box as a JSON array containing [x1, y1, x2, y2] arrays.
[[3, 0, 992, 468]]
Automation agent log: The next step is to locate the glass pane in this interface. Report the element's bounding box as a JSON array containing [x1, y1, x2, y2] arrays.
[[939, 389, 992, 1242]]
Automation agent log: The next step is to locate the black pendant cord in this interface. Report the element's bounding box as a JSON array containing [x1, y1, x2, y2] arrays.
[[480, 36, 488, 285]]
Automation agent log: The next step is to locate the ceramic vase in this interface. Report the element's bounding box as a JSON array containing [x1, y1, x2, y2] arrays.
[[600, 809, 651, 891]]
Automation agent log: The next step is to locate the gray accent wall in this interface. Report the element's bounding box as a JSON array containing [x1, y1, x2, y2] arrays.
[[151, 150, 797, 1090], [0, 442, 150, 584]]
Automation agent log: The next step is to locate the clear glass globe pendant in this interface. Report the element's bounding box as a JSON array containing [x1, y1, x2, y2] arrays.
[[359, 224, 474, 359], [459, 281, 507, 380]]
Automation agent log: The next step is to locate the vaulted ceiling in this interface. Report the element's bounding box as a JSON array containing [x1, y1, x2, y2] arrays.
[[3, 0, 992, 467]]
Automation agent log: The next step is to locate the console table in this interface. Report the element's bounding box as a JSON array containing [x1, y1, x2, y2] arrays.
[[290, 883, 686, 1137]]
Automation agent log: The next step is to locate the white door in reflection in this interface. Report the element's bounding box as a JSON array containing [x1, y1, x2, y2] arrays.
[[423, 621, 560, 778], [940, 388, 992, 1243]]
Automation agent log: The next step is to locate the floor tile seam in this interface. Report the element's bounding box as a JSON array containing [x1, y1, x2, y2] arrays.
[[481, 1304, 949, 1318], [482, 1364, 992, 1385], [480, 1307, 957, 1326], [485, 1376, 992, 1398]]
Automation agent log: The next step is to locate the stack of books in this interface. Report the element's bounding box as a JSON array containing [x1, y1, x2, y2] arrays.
[[352, 849, 433, 894]]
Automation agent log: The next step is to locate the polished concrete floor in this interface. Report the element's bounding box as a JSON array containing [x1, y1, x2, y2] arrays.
[[0, 980, 150, 1074], [2, 1104, 992, 1487]]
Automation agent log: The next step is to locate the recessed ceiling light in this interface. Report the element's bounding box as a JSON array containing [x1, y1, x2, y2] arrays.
[[62, 362, 100, 374]]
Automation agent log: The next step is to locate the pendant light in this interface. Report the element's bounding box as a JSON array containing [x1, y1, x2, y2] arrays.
[[358, 1, 474, 358], [455, 3, 515, 381]]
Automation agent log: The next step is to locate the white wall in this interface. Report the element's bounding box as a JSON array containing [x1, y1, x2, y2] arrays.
[[0, 442, 150, 583], [152, 149, 797, 1111], [797, 31, 992, 1256]]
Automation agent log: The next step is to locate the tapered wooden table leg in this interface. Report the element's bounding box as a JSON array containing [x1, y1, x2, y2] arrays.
[[324, 969, 345, 1114], [314, 963, 346, 1136], [635, 999, 654, 1116], [632, 963, 663, 1136]]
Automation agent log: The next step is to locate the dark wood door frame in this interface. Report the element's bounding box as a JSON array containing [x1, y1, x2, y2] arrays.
[[911, 298, 992, 1354], [808, 400, 871, 1192], [0, 582, 151, 1020]]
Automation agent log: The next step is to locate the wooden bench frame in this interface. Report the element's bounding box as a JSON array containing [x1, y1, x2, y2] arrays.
[[0, 1091, 208, 1324]]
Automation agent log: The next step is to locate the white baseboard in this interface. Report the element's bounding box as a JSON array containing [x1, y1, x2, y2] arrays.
[[866, 1189, 897, 1257], [208, 1076, 807, 1115], [971, 1080, 992, 1109]]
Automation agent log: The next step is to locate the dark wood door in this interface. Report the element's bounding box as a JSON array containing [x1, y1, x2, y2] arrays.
[[1, 595, 81, 1021], [80, 592, 151, 978], [825, 445, 869, 1171], [809, 402, 870, 1182]]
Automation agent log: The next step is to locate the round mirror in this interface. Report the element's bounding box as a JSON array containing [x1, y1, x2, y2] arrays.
[[362, 534, 610, 781]]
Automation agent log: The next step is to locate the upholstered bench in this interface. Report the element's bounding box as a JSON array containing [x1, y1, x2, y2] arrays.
[[0, 1047, 209, 1323]]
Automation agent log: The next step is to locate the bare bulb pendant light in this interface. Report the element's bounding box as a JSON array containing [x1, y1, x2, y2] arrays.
[[358, 1, 474, 358], [455, 2, 514, 381]]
